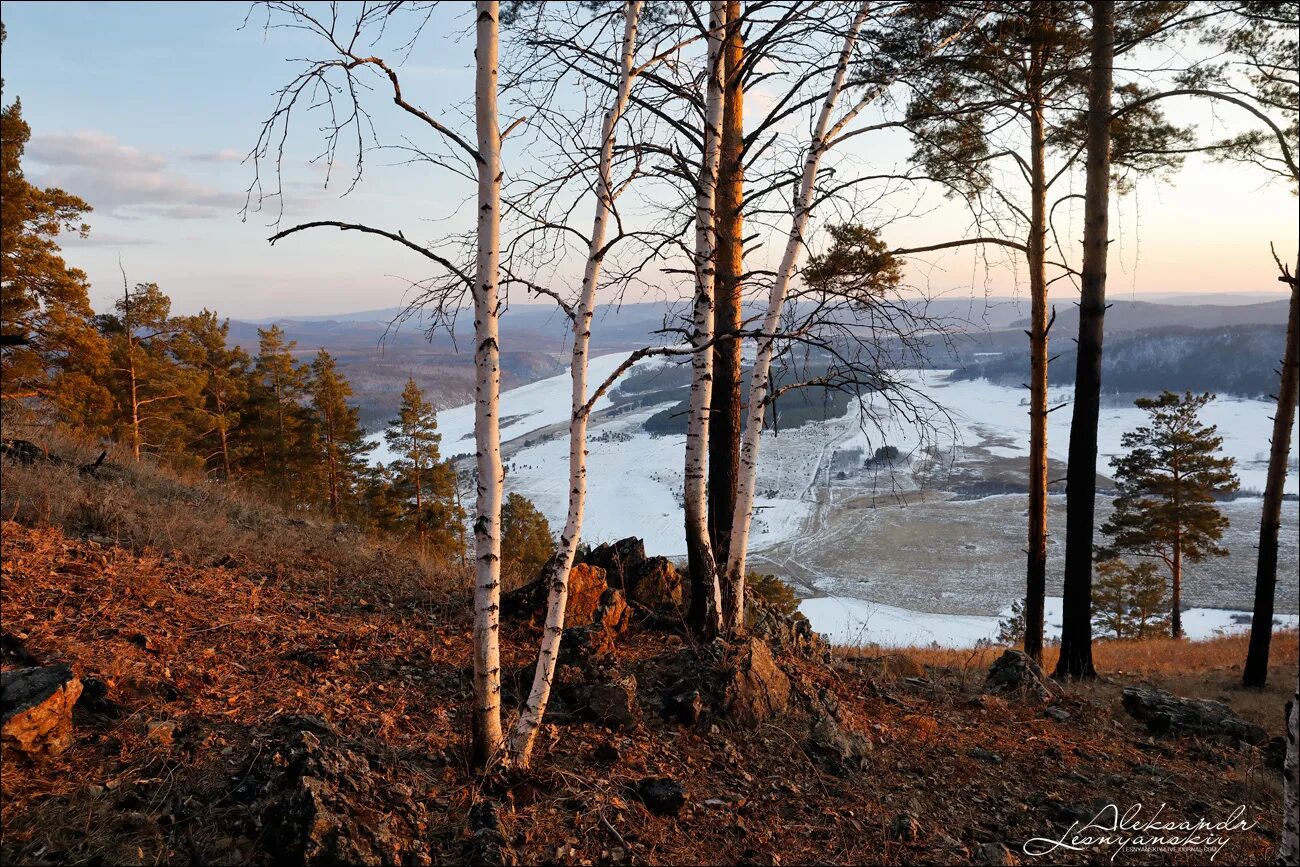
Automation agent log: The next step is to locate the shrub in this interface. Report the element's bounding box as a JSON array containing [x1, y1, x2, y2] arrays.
[[748, 571, 800, 617]]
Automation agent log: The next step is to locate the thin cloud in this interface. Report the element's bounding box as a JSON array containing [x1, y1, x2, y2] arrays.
[[187, 148, 245, 164], [28, 131, 165, 172], [27, 131, 244, 221]]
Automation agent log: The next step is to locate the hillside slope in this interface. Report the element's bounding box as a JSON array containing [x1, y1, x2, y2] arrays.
[[954, 324, 1290, 398], [2, 453, 1297, 865]]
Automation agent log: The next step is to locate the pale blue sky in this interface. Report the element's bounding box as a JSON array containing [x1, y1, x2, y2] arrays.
[[2, 1, 1296, 319]]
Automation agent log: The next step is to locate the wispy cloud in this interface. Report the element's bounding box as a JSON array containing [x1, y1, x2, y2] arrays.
[[28, 131, 244, 220], [187, 148, 245, 164]]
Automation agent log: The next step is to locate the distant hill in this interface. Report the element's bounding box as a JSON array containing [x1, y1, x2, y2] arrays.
[[954, 323, 1289, 398], [225, 296, 1291, 425], [1009, 299, 1288, 334]]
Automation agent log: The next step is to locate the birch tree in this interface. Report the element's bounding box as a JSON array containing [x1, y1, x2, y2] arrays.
[[722, 2, 983, 633], [248, 0, 510, 767], [685, 0, 728, 636], [509, 0, 647, 767]]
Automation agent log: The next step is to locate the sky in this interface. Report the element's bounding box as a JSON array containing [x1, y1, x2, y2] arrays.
[[1, 1, 1296, 320]]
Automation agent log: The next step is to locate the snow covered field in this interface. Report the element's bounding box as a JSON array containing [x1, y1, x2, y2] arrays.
[[369, 352, 1299, 643], [847, 369, 1296, 495], [801, 595, 1300, 649]]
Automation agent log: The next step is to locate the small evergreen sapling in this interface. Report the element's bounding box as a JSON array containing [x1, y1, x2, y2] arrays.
[[1099, 391, 1239, 638], [1092, 558, 1170, 640]]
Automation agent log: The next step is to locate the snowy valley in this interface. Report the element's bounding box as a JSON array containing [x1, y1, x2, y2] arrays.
[[370, 352, 1300, 647]]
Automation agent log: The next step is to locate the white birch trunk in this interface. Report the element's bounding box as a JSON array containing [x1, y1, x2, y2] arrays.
[[1284, 678, 1299, 866], [723, 1, 872, 632], [684, 0, 728, 636], [509, 0, 643, 767], [470, 0, 506, 769]]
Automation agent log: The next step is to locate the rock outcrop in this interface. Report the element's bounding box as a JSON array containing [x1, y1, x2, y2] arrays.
[[581, 538, 646, 590], [629, 556, 684, 611], [1121, 685, 1268, 745], [722, 638, 791, 727], [985, 650, 1061, 704], [502, 562, 613, 629], [245, 718, 432, 865], [1, 664, 83, 757]]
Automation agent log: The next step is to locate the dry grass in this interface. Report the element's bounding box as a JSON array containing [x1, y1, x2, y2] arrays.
[[839, 631, 1300, 731], [1, 424, 468, 611], [852, 631, 1300, 678]]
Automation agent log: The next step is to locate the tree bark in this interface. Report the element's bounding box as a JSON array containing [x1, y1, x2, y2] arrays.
[[510, 0, 643, 765], [1244, 269, 1299, 688], [709, 0, 745, 588], [1283, 678, 1299, 865], [1023, 44, 1050, 667], [128, 354, 142, 461], [470, 0, 506, 769], [686, 0, 728, 638], [724, 2, 871, 633], [324, 402, 339, 519], [1171, 527, 1183, 639], [1055, 0, 1113, 681]]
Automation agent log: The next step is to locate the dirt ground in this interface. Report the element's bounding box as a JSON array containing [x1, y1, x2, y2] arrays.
[[3, 521, 1296, 866]]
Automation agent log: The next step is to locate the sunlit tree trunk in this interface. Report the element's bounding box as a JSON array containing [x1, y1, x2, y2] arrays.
[[1171, 523, 1183, 638], [686, 0, 728, 637], [1056, 0, 1112, 680], [1244, 269, 1299, 688], [1023, 45, 1050, 666], [724, 2, 871, 632], [470, 0, 506, 769], [1284, 679, 1299, 865], [511, 0, 643, 765], [128, 351, 143, 461]]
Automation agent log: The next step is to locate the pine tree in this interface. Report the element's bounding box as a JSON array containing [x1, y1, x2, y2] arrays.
[[382, 378, 464, 556], [173, 311, 251, 479], [306, 350, 374, 521], [892, 1, 1192, 666], [248, 325, 312, 503], [1, 23, 109, 421], [1099, 391, 1240, 638], [500, 492, 553, 585], [95, 282, 199, 463], [1092, 558, 1170, 640]]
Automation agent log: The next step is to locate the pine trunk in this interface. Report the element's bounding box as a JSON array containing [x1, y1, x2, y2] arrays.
[[1171, 534, 1183, 639], [1244, 271, 1299, 688], [709, 0, 745, 588], [510, 0, 642, 765], [218, 413, 232, 480], [1023, 53, 1049, 666], [129, 356, 142, 461], [470, 0, 505, 769], [1283, 679, 1299, 865], [724, 3, 871, 632], [685, 0, 727, 637], [1055, 0, 1112, 680]]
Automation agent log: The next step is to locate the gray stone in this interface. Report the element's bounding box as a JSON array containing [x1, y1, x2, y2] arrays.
[[985, 650, 1061, 704], [1121, 685, 1268, 744], [632, 777, 685, 817]]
